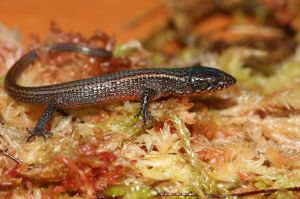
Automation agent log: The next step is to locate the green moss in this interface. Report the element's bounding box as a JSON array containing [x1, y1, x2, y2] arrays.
[[0, 76, 4, 88], [104, 185, 128, 197], [113, 40, 147, 57], [105, 185, 157, 199], [113, 44, 135, 57], [97, 113, 143, 137], [170, 113, 216, 196]]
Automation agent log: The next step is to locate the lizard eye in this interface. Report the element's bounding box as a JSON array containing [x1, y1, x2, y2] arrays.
[[206, 77, 216, 82]]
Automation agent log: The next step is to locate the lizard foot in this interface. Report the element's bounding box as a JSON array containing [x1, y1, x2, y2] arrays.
[[135, 111, 154, 129], [26, 128, 53, 142]]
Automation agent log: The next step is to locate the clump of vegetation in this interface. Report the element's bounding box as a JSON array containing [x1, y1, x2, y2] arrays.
[[1, 1, 300, 198]]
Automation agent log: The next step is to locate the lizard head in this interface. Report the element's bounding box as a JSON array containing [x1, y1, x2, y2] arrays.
[[186, 65, 236, 94]]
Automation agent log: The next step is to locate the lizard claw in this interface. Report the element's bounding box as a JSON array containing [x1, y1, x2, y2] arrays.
[[26, 127, 53, 142]]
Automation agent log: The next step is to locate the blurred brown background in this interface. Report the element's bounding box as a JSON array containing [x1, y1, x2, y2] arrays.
[[0, 0, 165, 45]]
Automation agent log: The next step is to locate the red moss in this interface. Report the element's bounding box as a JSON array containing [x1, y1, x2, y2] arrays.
[[153, 122, 164, 132], [0, 164, 23, 188], [97, 152, 117, 163], [190, 121, 218, 141], [238, 172, 257, 183], [47, 141, 126, 195], [197, 148, 235, 164], [0, 141, 125, 197], [52, 185, 65, 193], [24, 23, 145, 89], [0, 39, 22, 75]]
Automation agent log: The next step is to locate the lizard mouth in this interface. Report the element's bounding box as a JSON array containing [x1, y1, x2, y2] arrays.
[[216, 80, 235, 90], [216, 72, 236, 90]]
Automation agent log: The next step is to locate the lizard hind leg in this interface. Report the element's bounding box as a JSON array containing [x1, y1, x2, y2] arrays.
[[26, 102, 57, 142]]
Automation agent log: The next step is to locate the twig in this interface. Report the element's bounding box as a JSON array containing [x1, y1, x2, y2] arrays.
[[0, 148, 22, 164]]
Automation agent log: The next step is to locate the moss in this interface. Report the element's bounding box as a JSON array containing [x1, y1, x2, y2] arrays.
[[105, 185, 156, 199]]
